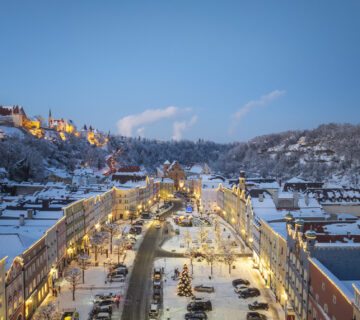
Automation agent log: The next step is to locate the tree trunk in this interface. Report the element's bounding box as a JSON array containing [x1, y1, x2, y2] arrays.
[[72, 286, 75, 301], [95, 246, 98, 261], [82, 269, 85, 284], [228, 263, 231, 275], [211, 263, 213, 276], [110, 231, 113, 254]]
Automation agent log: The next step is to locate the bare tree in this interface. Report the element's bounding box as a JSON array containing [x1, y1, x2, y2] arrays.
[[33, 303, 62, 320], [103, 223, 119, 254], [197, 225, 209, 244], [113, 236, 126, 264], [184, 246, 197, 275], [65, 268, 82, 301], [183, 230, 192, 248], [90, 232, 104, 261], [204, 248, 217, 276], [78, 254, 90, 283], [223, 243, 236, 275]]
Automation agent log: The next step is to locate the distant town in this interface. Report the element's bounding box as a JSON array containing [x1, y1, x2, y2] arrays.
[[1, 105, 360, 320]]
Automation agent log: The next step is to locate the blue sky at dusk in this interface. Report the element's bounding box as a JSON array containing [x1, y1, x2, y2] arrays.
[[0, 1, 359, 142]]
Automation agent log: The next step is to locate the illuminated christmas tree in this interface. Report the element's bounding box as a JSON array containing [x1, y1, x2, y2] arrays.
[[177, 264, 192, 296]]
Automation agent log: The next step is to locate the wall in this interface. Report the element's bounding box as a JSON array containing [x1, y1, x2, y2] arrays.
[[308, 258, 353, 320]]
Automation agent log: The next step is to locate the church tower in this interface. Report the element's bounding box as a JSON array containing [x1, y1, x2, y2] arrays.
[[48, 109, 52, 127]]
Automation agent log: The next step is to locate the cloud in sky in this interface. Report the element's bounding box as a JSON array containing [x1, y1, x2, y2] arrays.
[[172, 115, 198, 141], [230, 90, 286, 133], [117, 106, 179, 137]]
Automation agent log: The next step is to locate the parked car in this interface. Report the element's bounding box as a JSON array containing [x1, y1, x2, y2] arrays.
[[239, 288, 261, 299], [94, 312, 111, 320], [95, 300, 113, 307], [159, 217, 165, 221], [92, 305, 112, 315], [191, 296, 205, 301], [184, 311, 208, 319], [154, 268, 162, 275], [111, 264, 126, 270], [153, 288, 161, 301], [110, 274, 125, 282], [248, 301, 269, 311], [186, 300, 212, 312], [149, 303, 159, 317], [93, 293, 115, 303], [246, 311, 267, 320], [194, 285, 215, 293], [234, 284, 249, 293], [153, 278, 161, 288], [232, 279, 250, 287], [155, 223, 161, 229], [153, 274, 161, 281]]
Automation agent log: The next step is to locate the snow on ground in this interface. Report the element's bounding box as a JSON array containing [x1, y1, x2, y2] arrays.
[[162, 212, 245, 255], [156, 205, 284, 320], [154, 256, 284, 320]]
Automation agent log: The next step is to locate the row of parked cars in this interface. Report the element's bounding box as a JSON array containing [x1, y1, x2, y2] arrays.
[[89, 292, 118, 320], [232, 279, 269, 320], [184, 296, 212, 319], [149, 268, 163, 319], [107, 264, 128, 282]]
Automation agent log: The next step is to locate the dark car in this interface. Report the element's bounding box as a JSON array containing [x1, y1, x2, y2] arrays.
[[246, 311, 267, 320], [95, 300, 113, 307], [186, 301, 212, 312], [248, 301, 269, 311], [232, 279, 250, 287], [194, 285, 215, 293], [184, 311, 208, 319], [240, 288, 261, 299], [153, 288, 161, 301]]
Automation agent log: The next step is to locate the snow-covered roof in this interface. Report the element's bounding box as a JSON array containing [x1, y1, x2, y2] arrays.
[[286, 177, 309, 183], [164, 160, 170, 165]]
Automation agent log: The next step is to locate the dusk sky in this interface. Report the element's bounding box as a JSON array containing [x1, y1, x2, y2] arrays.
[[0, 1, 359, 143]]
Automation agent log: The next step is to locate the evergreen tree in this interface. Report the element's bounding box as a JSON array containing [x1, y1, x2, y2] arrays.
[[177, 264, 192, 296]]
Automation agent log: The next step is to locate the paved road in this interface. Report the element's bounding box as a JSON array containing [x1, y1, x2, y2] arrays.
[[121, 201, 183, 320]]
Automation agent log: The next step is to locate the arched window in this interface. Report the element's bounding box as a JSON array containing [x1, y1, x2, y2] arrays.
[[324, 303, 328, 313]]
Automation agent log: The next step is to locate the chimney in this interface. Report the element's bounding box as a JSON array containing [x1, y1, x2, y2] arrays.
[[279, 179, 282, 187], [259, 193, 264, 202], [19, 214, 25, 226], [27, 209, 33, 219]]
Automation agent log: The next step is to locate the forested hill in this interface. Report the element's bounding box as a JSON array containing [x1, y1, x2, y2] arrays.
[[1, 123, 359, 185]]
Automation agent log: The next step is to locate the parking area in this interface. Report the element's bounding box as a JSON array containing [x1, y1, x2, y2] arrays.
[[153, 256, 284, 320]]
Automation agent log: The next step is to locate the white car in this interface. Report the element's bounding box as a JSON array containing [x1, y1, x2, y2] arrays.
[[155, 224, 161, 229], [234, 284, 249, 293]]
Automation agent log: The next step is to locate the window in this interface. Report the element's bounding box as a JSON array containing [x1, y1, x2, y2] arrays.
[[324, 303, 328, 313], [333, 295, 336, 304], [316, 294, 319, 302], [332, 317, 336, 320], [322, 282, 326, 291]]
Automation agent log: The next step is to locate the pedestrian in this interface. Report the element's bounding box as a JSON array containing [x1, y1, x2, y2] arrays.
[[52, 288, 55, 296], [58, 286, 61, 294], [116, 299, 120, 308]]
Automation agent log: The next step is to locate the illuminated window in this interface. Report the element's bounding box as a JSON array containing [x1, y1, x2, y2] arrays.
[[322, 282, 325, 291], [324, 303, 328, 313], [333, 295, 336, 304]]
